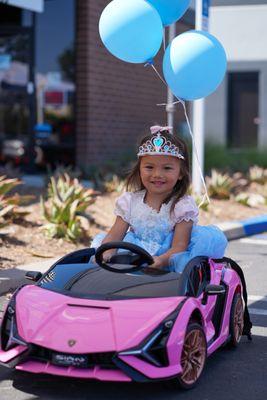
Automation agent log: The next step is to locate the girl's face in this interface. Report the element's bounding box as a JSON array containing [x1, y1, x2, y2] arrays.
[[140, 155, 182, 196]]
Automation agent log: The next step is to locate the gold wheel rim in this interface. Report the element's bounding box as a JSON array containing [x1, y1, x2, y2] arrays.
[[234, 297, 244, 343], [180, 329, 206, 385]]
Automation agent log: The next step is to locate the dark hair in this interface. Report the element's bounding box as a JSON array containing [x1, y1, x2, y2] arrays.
[[126, 130, 190, 211]]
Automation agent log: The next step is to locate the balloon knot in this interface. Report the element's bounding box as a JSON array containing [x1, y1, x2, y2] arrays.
[[144, 59, 154, 67]]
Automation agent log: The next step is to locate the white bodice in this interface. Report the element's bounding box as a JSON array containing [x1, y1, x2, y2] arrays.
[[114, 190, 198, 255]]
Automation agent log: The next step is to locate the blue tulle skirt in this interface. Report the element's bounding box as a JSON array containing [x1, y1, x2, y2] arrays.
[[91, 225, 228, 273]]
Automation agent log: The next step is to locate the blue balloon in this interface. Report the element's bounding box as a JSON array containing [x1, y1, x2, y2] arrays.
[[146, 0, 190, 26], [163, 31, 227, 100], [99, 0, 163, 64]]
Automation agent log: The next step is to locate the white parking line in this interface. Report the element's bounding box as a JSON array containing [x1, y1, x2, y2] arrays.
[[248, 295, 267, 302], [247, 295, 267, 316], [239, 238, 267, 245], [252, 326, 267, 337], [248, 308, 267, 316]]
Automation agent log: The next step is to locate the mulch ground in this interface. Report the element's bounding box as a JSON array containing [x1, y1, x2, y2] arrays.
[[0, 187, 266, 270]]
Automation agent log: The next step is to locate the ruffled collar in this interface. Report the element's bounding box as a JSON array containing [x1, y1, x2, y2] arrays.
[[137, 190, 171, 215]]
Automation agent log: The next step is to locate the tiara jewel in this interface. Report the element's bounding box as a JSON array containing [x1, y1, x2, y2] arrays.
[[137, 133, 185, 159]]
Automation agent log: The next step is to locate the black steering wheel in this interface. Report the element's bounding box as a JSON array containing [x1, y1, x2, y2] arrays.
[[95, 241, 154, 273]]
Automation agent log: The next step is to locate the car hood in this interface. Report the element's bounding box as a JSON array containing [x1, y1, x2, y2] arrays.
[[15, 286, 184, 353]]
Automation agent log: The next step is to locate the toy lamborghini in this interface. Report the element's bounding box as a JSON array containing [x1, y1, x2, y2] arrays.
[[0, 242, 252, 389]]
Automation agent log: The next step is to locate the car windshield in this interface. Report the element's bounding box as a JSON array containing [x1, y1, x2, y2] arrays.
[[38, 263, 181, 299]]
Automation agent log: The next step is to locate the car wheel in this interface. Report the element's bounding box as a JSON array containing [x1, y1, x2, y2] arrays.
[[229, 293, 244, 348], [166, 323, 207, 390]]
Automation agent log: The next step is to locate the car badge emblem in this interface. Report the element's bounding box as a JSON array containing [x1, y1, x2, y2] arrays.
[[68, 339, 76, 347]]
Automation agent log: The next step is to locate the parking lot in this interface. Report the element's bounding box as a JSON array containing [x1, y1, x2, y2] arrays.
[[0, 235, 266, 400]]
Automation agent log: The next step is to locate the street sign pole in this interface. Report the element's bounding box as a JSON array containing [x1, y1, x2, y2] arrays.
[[166, 24, 176, 127], [192, 0, 209, 194]]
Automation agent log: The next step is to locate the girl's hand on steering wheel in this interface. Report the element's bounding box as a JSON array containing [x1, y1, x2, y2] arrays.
[[103, 250, 115, 263], [150, 256, 165, 269]]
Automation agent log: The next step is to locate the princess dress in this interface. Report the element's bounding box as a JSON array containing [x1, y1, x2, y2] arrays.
[[91, 190, 228, 273]]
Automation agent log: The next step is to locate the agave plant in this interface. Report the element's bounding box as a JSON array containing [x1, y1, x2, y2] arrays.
[[0, 176, 33, 228], [206, 170, 233, 200], [192, 193, 209, 212], [45, 164, 82, 187], [235, 192, 266, 208], [103, 174, 125, 193], [41, 174, 97, 241], [248, 165, 267, 185]]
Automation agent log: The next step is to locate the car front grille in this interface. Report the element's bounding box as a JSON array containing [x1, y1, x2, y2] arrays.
[[30, 345, 117, 370]]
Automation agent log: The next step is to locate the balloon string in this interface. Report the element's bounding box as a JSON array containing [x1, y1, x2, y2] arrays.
[[180, 100, 210, 206], [163, 28, 166, 51], [148, 64, 210, 206], [150, 64, 167, 86]]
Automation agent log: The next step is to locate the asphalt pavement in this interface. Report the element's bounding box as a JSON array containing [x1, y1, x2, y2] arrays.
[[0, 233, 266, 400]]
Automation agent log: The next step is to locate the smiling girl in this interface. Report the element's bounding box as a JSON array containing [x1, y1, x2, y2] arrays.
[[92, 126, 227, 272]]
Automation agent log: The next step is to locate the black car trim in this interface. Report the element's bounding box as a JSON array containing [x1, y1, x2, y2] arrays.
[[0, 285, 27, 351], [117, 298, 188, 371], [35, 254, 218, 302], [209, 282, 229, 346], [38, 248, 96, 286], [37, 286, 183, 301], [63, 268, 100, 291], [212, 257, 252, 339], [176, 256, 210, 297], [113, 356, 181, 383]]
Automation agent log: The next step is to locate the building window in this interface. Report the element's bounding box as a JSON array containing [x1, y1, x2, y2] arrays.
[[0, 0, 75, 167], [35, 0, 75, 165]]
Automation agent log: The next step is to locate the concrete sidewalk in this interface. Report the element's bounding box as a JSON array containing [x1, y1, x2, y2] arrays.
[[0, 214, 266, 296]]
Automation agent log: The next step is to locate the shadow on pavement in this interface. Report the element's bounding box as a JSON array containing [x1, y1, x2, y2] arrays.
[[0, 335, 264, 400]]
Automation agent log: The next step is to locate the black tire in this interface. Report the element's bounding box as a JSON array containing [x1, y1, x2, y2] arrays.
[[166, 323, 207, 390], [229, 293, 244, 348]]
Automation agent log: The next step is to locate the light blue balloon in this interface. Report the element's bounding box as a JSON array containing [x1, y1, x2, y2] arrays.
[[163, 30, 227, 100], [146, 0, 191, 26], [99, 0, 163, 64]]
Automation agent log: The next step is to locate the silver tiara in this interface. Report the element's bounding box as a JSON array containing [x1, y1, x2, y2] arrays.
[[137, 133, 185, 159]]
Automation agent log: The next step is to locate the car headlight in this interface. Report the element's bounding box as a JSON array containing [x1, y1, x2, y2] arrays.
[[119, 300, 186, 367], [0, 289, 27, 351]]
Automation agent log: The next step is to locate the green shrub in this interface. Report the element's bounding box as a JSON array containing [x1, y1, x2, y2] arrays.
[[248, 165, 267, 185], [193, 194, 210, 212], [0, 176, 33, 228], [41, 174, 97, 241], [205, 144, 267, 173], [206, 169, 233, 200], [235, 192, 266, 208], [103, 174, 125, 193]]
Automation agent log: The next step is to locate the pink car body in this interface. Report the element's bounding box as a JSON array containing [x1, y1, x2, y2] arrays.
[[0, 249, 246, 384]]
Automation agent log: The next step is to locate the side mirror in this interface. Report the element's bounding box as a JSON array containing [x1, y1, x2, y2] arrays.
[[25, 271, 43, 282], [205, 284, 226, 296], [202, 284, 226, 305]]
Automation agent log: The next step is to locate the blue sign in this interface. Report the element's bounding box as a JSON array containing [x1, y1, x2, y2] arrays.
[[203, 0, 210, 18], [0, 54, 11, 70], [0, 0, 44, 12]]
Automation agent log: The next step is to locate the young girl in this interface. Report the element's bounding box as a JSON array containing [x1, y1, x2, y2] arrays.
[[91, 126, 227, 272]]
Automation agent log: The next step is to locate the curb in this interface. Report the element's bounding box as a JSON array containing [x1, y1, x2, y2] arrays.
[[0, 215, 267, 296], [217, 214, 267, 241]]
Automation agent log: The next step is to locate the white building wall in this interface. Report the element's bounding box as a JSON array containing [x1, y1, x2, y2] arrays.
[[210, 5, 267, 62], [205, 5, 267, 148]]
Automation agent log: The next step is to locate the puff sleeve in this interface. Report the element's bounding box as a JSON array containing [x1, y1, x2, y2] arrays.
[[114, 192, 132, 223], [173, 195, 199, 224]]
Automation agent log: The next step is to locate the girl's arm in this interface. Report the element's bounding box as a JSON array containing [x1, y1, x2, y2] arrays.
[[151, 221, 193, 269], [101, 216, 129, 261]]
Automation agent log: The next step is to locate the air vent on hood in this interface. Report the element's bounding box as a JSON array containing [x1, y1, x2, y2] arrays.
[[67, 304, 110, 310]]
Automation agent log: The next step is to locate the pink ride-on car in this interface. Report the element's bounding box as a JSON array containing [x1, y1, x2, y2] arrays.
[[0, 242, 252, 389]]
